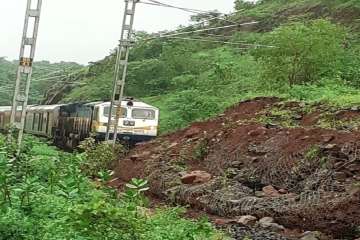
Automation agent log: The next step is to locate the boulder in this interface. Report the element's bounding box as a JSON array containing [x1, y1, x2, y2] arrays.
[[323, 144, 337, 150], [258, 217, 285, 232], [181, 170, 211, 184], [259, 217, 274, 225], [300, 231, 322, 240], [278, 189, 288, 194], [262, 185, 281, 197], [237, 215, 257, 226]]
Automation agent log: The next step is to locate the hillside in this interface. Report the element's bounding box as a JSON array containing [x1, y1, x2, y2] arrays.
[[112, 97, 360, 239], [40, 0, 360, 134], [0, 58, 83, 106]]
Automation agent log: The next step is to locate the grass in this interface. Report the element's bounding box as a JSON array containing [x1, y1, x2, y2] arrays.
[[0, 135, 227, 240]]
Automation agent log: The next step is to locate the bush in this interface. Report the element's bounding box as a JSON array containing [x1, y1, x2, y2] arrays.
[[165, 89, 221, 130], [79, 137, 126, 177], [0, 134, 224, 239], [253, 19, 347, 88]]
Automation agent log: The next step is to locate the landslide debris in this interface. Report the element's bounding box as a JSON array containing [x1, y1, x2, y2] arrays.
[[112, 97, 360, 240]]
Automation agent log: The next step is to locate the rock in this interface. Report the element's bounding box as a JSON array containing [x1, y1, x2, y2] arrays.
[[278, 189, 288, 194], [214, 218, 236, 225], [300, 231, 322, 240], [321, 134, 334, 143], [181, 170, 211, 184], [259, 217, 274, 225], [262, 185, 281, 197], [255, 191, 266, 198], [184, 127, 201, 138], [258, 217, 285, 232], [301, 136, 310, 140], [237, 215, 257, 226], [323, 144, 337, 150]]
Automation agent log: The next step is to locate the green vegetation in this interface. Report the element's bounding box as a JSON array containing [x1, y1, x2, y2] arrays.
[[55, 0, 360, 133], [0, 135, 225, 239], [0, 58, 82, 105]]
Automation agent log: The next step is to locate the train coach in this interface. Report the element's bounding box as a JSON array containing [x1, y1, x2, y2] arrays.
[[0, 98, 159, 149]]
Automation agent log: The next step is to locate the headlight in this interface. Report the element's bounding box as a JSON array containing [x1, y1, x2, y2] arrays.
[[123, 120, 135, 126]]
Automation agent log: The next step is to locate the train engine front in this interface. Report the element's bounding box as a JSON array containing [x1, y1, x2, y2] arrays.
[[91, 98, 159, 143]]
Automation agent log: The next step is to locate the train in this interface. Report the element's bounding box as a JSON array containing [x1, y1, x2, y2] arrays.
[[0, 98, 159, 149]]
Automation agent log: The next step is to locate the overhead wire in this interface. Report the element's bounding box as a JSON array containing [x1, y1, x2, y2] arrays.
[[139, 0, 238, 24], [162, 36, 276, 48], [0, 68, 84, 91], [146, 21, 259, 41]]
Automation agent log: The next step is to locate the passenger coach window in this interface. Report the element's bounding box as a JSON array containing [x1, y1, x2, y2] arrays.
[[103, 107, 127, 118], [132, 109, 155, 120]]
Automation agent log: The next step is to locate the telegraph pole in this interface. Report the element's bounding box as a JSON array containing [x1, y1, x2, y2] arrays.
[[10, 0, 43, 149], [106, 0, 139, 144]]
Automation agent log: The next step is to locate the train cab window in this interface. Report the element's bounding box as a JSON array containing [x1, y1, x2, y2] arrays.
[[132, 109, 156, 120], [103, 107, 127, 118]]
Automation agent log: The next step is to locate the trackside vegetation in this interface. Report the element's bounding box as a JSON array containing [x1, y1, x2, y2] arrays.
[[0, 135, 225, 240]]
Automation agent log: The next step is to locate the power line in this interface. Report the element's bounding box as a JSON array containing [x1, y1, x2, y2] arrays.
[[141, 0, 208, 14], [146, 21, 258, 41], [0, 68, 84, 91], [140, 0, 237, 24], [162, 36, 276, 48]]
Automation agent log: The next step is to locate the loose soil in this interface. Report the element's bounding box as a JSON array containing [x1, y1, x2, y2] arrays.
[[111, 97, 360, 240]]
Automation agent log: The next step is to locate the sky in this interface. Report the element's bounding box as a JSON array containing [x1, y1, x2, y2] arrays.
[[0, 0, 236, 65]]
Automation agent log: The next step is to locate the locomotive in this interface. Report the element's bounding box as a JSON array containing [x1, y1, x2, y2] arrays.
[[0, 98, 159, 149]]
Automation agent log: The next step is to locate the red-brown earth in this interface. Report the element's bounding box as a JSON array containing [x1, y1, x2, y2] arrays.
[[110, 97, 360, 240]]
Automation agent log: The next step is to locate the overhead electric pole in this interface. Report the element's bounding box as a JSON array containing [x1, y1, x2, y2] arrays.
[[106, 0, 139, 144], [10, 0, 43, 149]]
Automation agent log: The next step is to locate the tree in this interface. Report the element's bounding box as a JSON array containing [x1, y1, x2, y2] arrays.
[[235, 0, 256, 10], [253, 19, 347, 88]]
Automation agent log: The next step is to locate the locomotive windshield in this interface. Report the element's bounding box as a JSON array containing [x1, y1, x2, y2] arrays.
[[132, 109, 155, 120], [103, 106, 127, 118]]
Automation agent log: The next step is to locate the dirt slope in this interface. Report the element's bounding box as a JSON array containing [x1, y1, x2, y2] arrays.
[[111, 97, 360, 239]]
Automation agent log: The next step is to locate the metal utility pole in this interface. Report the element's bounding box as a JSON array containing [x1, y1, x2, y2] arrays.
[[10, 0, 42, 148], [106, 0, 139, 144]]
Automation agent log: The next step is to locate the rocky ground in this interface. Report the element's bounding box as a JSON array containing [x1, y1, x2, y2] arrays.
[[110, 97, 360, 240]]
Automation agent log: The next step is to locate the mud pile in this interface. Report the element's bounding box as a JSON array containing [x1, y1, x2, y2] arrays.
[[112, 97, 360, 240]]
